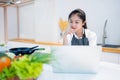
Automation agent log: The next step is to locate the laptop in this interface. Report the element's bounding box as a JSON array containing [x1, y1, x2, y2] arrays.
[[51, 46, 101, 74]]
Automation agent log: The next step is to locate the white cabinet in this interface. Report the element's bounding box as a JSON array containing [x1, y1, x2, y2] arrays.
[[118, 55, 120, 64], [101, 52, 119, 64]]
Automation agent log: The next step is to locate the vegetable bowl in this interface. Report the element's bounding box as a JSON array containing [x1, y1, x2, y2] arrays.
[[0, 49, 53, 80]]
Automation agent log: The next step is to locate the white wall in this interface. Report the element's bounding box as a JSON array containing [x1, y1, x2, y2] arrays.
[[7, 6, 18, 39], [18, 0, 120, 44], [19, 3, 35, 39], [0, 7, 4, 43], [34, 0, 59, 42], [0, 6, 17, 43], [56, 0, 120, 45]]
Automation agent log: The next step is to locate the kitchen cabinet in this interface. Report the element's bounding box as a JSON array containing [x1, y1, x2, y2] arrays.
[[118, 55, 120, 64], [101, 52, 120, 64]]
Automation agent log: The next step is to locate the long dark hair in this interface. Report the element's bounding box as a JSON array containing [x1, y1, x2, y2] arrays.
[[68, 9, 87, 29]]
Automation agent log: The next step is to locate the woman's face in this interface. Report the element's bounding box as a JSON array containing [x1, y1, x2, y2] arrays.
[[69, 14, 85, 33]]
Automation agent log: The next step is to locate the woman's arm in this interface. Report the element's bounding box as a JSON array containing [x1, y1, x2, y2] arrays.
[[63, 32, 69, 45], [89, 32, 97, 46], [85, 29, 97, 46]]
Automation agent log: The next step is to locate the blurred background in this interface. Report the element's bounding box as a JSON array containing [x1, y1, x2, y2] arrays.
[[0, 0, 120, 45]]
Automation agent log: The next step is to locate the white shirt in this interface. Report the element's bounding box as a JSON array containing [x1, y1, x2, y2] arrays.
[[66, 29, 97, 46]]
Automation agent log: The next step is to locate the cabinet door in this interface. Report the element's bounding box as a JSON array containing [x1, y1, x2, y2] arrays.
[[118, 55, 120, 64], [101, 52, 119, 64]]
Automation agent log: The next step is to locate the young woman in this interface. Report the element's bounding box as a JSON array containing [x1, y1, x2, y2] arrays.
[[63, 9, 97, 46]]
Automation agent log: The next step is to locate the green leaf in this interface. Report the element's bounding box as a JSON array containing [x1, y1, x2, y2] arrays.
[[31, 52, 54, 64]]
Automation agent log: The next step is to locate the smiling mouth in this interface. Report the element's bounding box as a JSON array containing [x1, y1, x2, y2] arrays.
[[71, 27, 76, 29]]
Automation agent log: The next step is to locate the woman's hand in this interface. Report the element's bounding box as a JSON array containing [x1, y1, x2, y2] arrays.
[[63, 28, 74, 45], [64, 28, 75, 36]]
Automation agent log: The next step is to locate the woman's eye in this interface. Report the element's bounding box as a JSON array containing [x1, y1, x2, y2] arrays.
[[75, 22, 79, 24]]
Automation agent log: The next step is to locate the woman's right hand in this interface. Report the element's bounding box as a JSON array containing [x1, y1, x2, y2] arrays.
[[64, 28, 75, 37], [63, 28, 74, 45]]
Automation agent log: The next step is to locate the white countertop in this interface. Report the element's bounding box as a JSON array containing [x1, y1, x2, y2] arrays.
[[37, 62, 120, 80]]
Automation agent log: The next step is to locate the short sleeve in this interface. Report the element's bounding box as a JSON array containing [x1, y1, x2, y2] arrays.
[[66, 34, 73, 45], [85, 29, 97, 46]]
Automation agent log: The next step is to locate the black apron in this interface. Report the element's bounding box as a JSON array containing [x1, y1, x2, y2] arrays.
[[71, 30, 89, 45]]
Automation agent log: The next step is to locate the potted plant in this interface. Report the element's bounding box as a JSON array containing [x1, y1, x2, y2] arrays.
[[0, 51, 53, 80]]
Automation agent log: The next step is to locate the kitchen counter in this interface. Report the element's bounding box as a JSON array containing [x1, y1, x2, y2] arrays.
[[102, 47, 120, 54], [9, 38, 120, 54], [9, 38, 63, 46]]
